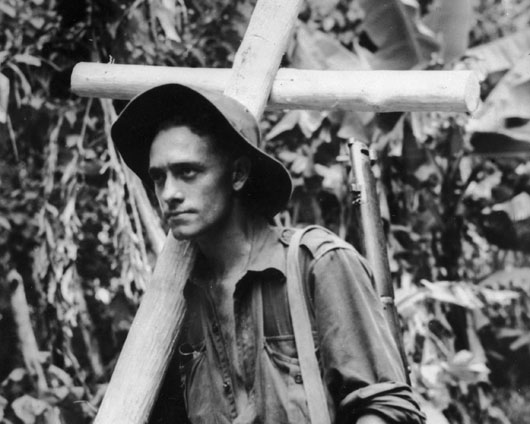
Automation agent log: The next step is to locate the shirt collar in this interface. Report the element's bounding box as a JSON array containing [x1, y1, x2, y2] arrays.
[[245, 222, 287, 274], [185, 222, 291, 296]]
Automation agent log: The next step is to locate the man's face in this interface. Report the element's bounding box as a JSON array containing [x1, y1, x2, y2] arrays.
[[148, 125, 235, 240]]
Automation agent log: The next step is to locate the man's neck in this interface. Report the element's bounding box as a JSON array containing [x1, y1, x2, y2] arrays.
[[195, 205, 266, 281]]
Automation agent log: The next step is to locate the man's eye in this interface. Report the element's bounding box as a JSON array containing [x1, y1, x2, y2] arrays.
[[149, 171, 165, 185], [181, 168, 198, 179]]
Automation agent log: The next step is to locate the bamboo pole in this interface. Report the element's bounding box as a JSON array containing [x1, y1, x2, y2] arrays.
[[90, 0, 303, 423], [72, 64, 480, 113]]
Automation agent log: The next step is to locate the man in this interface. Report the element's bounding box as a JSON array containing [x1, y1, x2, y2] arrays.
[[111, 84, 425, 424]]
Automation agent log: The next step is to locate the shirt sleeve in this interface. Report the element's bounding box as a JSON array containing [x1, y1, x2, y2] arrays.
[[309, 246, 425, 424]]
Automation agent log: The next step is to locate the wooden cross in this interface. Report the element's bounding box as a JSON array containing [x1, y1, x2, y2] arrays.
[[71, 1, 480, 423]]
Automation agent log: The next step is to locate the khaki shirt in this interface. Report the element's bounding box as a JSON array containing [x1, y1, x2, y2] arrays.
[[153, 224, 425, 424]]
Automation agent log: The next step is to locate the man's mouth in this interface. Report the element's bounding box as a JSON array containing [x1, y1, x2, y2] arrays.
[[165, 211, 193, 220]]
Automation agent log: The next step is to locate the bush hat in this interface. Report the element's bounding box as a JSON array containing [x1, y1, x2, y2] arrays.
[[111, 84, 292, 218]]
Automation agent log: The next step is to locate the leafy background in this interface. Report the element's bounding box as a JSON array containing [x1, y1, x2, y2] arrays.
[[1, 0, 530, 423]]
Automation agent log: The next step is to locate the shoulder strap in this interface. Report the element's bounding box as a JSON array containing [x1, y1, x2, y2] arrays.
[[286, 226, 331, 424]]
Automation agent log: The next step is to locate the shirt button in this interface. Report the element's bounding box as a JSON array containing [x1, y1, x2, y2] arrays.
[[223, 381, 231, 393], [294, 374, 303, 384]]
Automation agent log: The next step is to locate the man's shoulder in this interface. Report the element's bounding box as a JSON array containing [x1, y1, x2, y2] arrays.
[[279, 225, 357, 261]]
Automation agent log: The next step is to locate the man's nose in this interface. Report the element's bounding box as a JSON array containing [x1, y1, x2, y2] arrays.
[[160, 175, 184, 206]]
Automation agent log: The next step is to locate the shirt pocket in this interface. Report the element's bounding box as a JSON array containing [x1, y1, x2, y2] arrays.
[[264, 334, 316, 423], [178, 341, 206, 413]]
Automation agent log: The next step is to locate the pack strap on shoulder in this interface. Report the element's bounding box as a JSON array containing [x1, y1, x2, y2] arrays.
[[291, 224, 354, 260], [287, 226, 331, 424]]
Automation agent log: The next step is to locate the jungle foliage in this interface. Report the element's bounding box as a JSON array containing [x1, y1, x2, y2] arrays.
[[1, 0, 530, 423]]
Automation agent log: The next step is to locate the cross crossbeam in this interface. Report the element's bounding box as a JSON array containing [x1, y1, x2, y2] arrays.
[[72, 64, 479, 113]]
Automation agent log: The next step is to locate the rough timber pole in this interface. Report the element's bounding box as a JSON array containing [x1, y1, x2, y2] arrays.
[[72, 65, 480, 113], [91, 1, 303, 423]]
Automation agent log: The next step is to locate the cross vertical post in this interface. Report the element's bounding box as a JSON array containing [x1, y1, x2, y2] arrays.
[[91, 1, 303, 423]]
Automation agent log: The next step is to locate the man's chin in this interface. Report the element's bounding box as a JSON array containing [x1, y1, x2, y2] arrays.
[[169, 225, 201, 241], [170, 228, 193, 240]]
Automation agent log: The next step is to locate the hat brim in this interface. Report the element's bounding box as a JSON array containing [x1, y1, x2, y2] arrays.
[[111, 84, 292, 218]]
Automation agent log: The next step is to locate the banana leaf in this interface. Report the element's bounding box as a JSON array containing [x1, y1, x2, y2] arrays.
[[357, 0, 439, 69]]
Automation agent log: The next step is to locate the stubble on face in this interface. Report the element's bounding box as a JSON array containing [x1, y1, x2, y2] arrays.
[[149, 125, 235, 241]]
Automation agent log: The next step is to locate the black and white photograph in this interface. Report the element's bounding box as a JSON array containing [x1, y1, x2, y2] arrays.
[[1, 1, 529, 423]]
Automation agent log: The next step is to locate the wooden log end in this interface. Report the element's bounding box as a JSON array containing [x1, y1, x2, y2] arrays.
[[70, 62, 93, 97], [464, 71, 481, 114]]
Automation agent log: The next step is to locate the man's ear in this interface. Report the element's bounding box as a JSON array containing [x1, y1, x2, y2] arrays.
[[232, 156, 251, 192]]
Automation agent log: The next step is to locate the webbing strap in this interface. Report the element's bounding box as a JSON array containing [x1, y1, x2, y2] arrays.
[[286, 226, 331, 424]]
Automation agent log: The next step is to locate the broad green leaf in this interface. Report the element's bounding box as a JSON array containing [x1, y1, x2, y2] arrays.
[[420, 280, 484, 309], [266, 109, 326, 140], [30, 17, 45, 29], [467, 55, 530, 142], [13, 54, 42, 67], [480, 288, 519, 306], [42, 406, 62, 424], [463, 169, 502, 200], [395, 285, 428, 317], [306, 0, 340, 17], [423, 0, 474, 62], [419, 363, 443, 387], [0, 2, 16, 17], [357, 0, 439, 69], [298, 110, 327, 137], [314, 163, 347, 201], [95, 287, 112, 304], [479, 267, 530, 290], [277, 150, 299, 164], [509, 333, 530, 351], [266, 111, 302, 140], [467, 28, 530, 75], [372, 115, 405, 154], [467, 310, 487, 363], [2, 368, 26, 385], [491, 192, 530, 222], [151, 0, 182, 43], [11, 395, 48, 424], [0, 215, 10, 230], [0, 51, 9, 64], [445, 350, 490, 384], [413, 161, 439, 183], [418, 397, 451, 424], [47, 365, 73, 388], [496, 328, 525, 339], [291, 154, 310, 176], [291, 23, 369, 70], [337, 111, 371, 141], [43, 387, 69, 403]]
